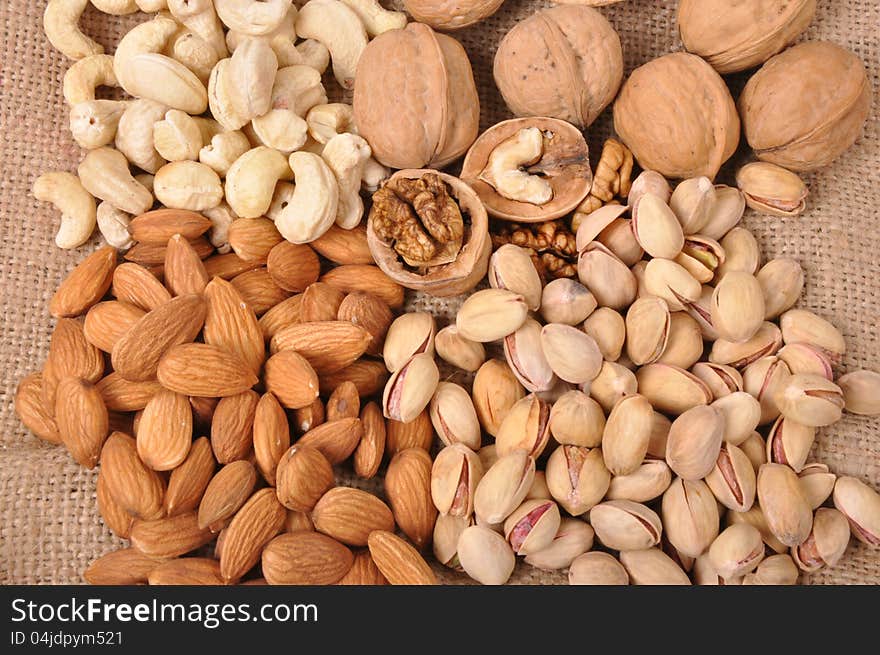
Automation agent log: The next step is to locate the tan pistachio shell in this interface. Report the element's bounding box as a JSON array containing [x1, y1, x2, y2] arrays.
[[757, 463, 813, 547], [619, 548, 691, 585], [569, 551, 629, 585], [661, 477, 719, 559]]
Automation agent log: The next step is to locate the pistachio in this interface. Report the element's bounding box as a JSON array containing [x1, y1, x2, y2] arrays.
[[711, 271, 765, 343], [590, 500, 662, 551], [799, 463, 836, 510], [597, 217, 644, 267], [682, 284, 719, 340], [602, 394, 653, 476], [792, 508, 851, 572], [625, 297, 670, 366], [503, 318, 555, 393], [488, 244, 543, 311], [582, 307, 626, 361], [546, 445, 610, 515], [526, 471, 550, 501], [631, 260, 650, 299], [628, 170, 671, 208], [669, 176, 716, 234], [692, 554, 739, 586], [740, 431, 767, 473], [832, 476, 880, 548], [741, 554, 799, 585], [472, 359, 525, 437], [705, 442, 757, 512], [457, 525, 516, 585], [525, 518, 595, 571], [429, 382, 481, 451], [661, 477, 719, 558], [701, 184, 745, 241], [708, 523, 765, 580], [577, 241, 638, 310], [456, 289, 529, 343], [631, 193, 684, 259], [430, 443, 483, 518], [657, 312, 703, 369], [619, 548, 691, 585], [382, 312, 436, 373], [774, 373, 844, 427], [837, 370, 880, 416], [433, 513, 471, 569], [503, 498, 562, 556], [716, 227, 760, 280], [382, 353, 440, 423], [569, 551, 630, 585], [606, 460, 673, 503], [665, 404, 724, 480], [644, 258, 701, 311], [779, 308, 846, 361], [712, 391, 761, 445], [434, 325, 485, 373], [474, 449, 536, 525], [646, 411, 672, 459], [710, 321, 783, 369], [757, 463, 814, 547], [589, 361, 638, 413], [691, 362, 743, 399], [477, 444, 499, 472], [777, 342, 834, 380], [540, 279, 597, 326], [766, 415, 815, 472], [548, 390, 605, 448], [756, 258, 804, 320], [726, 504, 788, 554], [742, 355, 791, 424], [494, 393, 551, 459], [736, 161, 808, 217], [575, 203, 628, 250], [674, 235, 725, 283], [636, 363, 713, 416], [540, 323, 603, 384], [536, 377, 576, 404]]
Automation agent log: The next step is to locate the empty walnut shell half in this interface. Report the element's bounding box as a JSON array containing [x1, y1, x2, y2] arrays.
[[367, 169, 490, 297], [353, 23, 480, 170], [461, 117, 593, 223], [403, 0, 506, 31]]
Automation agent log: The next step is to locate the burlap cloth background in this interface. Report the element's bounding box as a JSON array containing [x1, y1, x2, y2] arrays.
[[0, 0, 877, 585]]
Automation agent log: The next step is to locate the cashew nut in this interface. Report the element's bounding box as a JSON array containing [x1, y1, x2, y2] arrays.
[[90, 0, 139, 14], [135, 0, 168, 10], [295, 0, 368, 90], [63, 54, 118, 106], [275, 151, 339, 244], [296, 40, 331, 75], [202, 203, 238, 253], [215, 0, 290, 36], [43, 0, 104, 60], [168, 0, 228, 60], [306, 103, 357, 145], [322, 133, 371, 229], [193, 117, 224, 144], [208, 39, 278, 130], [168, 29, 221, 84], [154, 109, 204, 161], [225, 146, 292, 218], [78, 147, 154, 215], [338, 0, 406, 37], [267, 181, 295, 222], [33, 172, 97, 249], [362, 156, 390, 193], [479, 127, 553, 204], [251, 65, 327, 153], [97, 201, 134, 250], [199, 130, 251, 176], [134, 173, 155, 193], [116, 98, 169, 174], [69, 100, 128, 149], [226, 5, 301, 67], [154, 160, 224, 210]]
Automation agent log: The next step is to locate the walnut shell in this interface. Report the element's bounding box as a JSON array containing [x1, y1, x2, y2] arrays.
[[678, 0, 816, 74], [403, 0, 505, 31], [354, 23, 480, 170], [493, 5, 623, 129], [739, 41, 871, 172], [461, 117, 592, 222], [613, 52, 740, 180], [367, 170, 490, 297]]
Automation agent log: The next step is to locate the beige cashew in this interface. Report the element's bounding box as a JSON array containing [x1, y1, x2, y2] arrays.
[[296, 40, 331, 75], [226, 5, 301, 67], [168, 29, 221, 83], [225, 146, 292, 218], [267, 181, 295, 222], [97, 201, 134, 250], [295, 0, 368, 90], [69, 100, 128, 149], [251, 65, 327, 153], [479, 127, 553, 204], [168, 0, 228, 60], [90, 0, 139, 14], [135, 0, 168, 10], [322, 133, 371, 229], [208, 39, 278, 130], [116, 98, 169, 174], [154, 160, 224, 210], [154, 109, 204, 161], [276, 151, 339, 244], [298, 137, 326, 156], [215, 0, 290, 36], [199, 130, 251, 176], [362, 156, 390, 193], [33, 172, 97, 249], [202, 203, 238, 253], [44, 0, 104, 60], [338, 0, 406, 37], [78, 147, 154, 215], [193, 117, 224, 143], [306, 103, 356, 145], [63, 54, 118, 106], [134, 173, 155, 193]]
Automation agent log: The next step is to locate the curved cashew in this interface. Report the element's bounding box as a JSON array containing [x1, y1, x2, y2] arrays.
[[298, 137, 326, 156], [90, 0, 139, 14], [251, 111, 308, 154], [215, 0, 290, 36], [226, 5, 302, 67], [251, 65, 327, 153], [339, 0, 406, 37], [225, 146, 292, 218], [322, 133, 371, 229], [362, 156, 390, 193], [154, 109, 204, 161], [295, 0, 368, 90], [168, 0, 228, 60], [479, 127, 553, 204], [78, 147, 154, 215], [116, 98, 169, 174], [306, 103, 356, 145], [193, 117, 224, 143], [33, 172, 97, 249], [199, 130, 251, 176], [154, 160, 224, 210], [296, 40, 331, 75], [135, 0, 168, 10], [63, 54, 118, 106], [44, 0, 104, 60], [134, 173, 155, 193], [276, 151, 339, 244], [168, 29, 221, 83], [267, 181, 295, 222], [97, 201, 134, 250], [208, 39, 278, 130], [69, 100, 128, 149], [203, 203, 238, 253]]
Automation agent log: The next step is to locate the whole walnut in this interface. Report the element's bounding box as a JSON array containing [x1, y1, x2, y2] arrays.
[[493, 5, 623, 129], [678, 0, 816, 74], [403, 0, 505, 31], [739, 41, 871, 172], [354, 23, 480, 170], [613, 52, 740, 180]]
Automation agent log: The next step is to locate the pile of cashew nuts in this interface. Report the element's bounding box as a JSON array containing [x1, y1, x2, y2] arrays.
[[35, 0, 403, 251]]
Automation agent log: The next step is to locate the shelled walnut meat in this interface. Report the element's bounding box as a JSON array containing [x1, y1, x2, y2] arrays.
[[492, 221, 578, 280]]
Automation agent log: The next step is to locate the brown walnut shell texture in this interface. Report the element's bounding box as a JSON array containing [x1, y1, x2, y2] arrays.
[[678, 0, 816, 74], [367, 170, 491, 297], [404, 0, 506, 31], [739, 41, 871, 172], [354, 22, 480, 170], [493, 5, 623, 129], [613, 52, 740, 180]]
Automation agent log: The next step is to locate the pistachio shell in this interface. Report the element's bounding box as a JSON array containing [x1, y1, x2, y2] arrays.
[[646, 411, 672, 459], [661, 477, 719, 558], [774, 373, 844, 427], [777, 342, 834, 380], [488, 244, 543, 311], [429, 382, 481, 450], [711, 271, 765, 343], [628, 170, 671, 208], [582, 307, 626, 361], [619, 548, 691, 585], [681, 284, 718, 340], [644, 258, 701, 312], [736, 162, 808, 216], [430, 443, 484, 518], [456, 289, 529, 343], [665, 405, 724, 480], [383, 312, 436, 373], [540, 323, 603, 384], [705, 442, 757, 512], [674, 235, 725, 284], [575, 203, 629, 250], [799, 464, 836, 511], [474, 449, 536, 525], [588, 361, 638, 413], [756, 258, 805, 319], [740, 432, 767, 474], [494, 394, 551, 458], [742, 355, 791, 424], [837, 370, 880, 416], [712, 391, 761, 445], [472, 359, 525, 437], [716, 227, 759, 280], [701, 184, 745, 240], [691, 362, 743, 399], [792, 508, 850, 572], [636, 363, 713, 416], [434, 326, 486, 373], [727, 504, 787, 554], [631, 193, 684, 259], [669, 176, 716, 234], [577, 241, 637, 310], [569, 551, 629, 585], [766, 415, 815, 472], [598, 218, 644, 267], [656, 312, 702, 369], [833, 476, 880, 548], [504, 318, 555, 392], [625, 297, 670, 366], [548, 390, 605, 448], [710, 322, 783, 369], [382, 353, 440, 423], [742, 553, 799, 585], [606, 460, 673, 503], [525, 518, 594, 571], [457, 525, 516, 585], [540, 278, 597, 326], [708, 523, 764, 580], [779, 309, 846, 362], [433, 513, 471, 569], [503, 498, 562, 555], [590, 500, 662, 551], [546, 445, 610, 515], [602, 394, 653, 476], [757, 463, 813, 547]]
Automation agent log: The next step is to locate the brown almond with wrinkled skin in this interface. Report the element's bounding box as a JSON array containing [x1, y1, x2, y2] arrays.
[[310, 223, 374, 265], [84, 548, 167, 585], [326, 381, 360, 422], [129, 208, 212, 243], [125, 237, 213, 266], [312, 487, 395, 547], [50, 246, 117, 317], [130, 512, 215, 558], [228, 217, 283, 262], [112, 262, 172, 311], [158, 343, 258, 397], [112, 294, 207, 381], [55, 377, 108, 469], [355, 401, 386, 479], [253, 392, 290, 485], [96, 373, 162, 412], [43, 318, 104, 409], [164, 234, 209, 296], [296, 418, 364, 465], [203, 277, 264, 376], [258, 294, 302, 341], [293, 397, 325, 435], [321, 265, 405, 308], [337, 292, 393, 356], [148, 558, 226, 585], [270, 321, 372, 375], [14, 372, 60, 444], [300, 282, 346, 323], [202, 252, 264, 280], [165, 437, 216, 516], [137, 389, 193, 471], [367, 530, 437, 585], [263, 350, 320, 409], [385, 448, 437, 550], [385, 410, 434, 455], [318, 360, 389, 397], [100, 431, 166, 520], [286, 510, 315, 533], [96, 469, 134, 538], [198, 461, 258, 530], [190, 396, 219, 433], [210, 390, 259, 464], [336, 551, 388, 585], [83, 301, 145, 353], [230, 268, 290, 315], [275, 445, 335, 512], [220, 488, 287, 582], [262, 532, 354, 585], [267, 242, 322, 292]]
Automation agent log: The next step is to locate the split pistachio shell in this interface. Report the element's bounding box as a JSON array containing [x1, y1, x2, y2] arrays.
[[524, 518, 594, 571], [799, 464, 836, 510], [636, 363, 713, 416], [503, 498, 561, 555], [589, 361, 638, 413], [430, 443, 484, 518], [701, 184, 745, 241], [631, 260, 650, 299], [712, 391, 761, 445], [711, 271, 765, 343], [740, 432, 767, 473], [661, 477, 719, 558], [646, 411, 672, 459], [590, 500, 662, 551], [606, 460, 672, 503], [792, 508, 850, 572], [456, 289, 529, 342], [540, 278, 597, 326], [710, 321, 783, 369], [582, 308, 626, 361], [742, 355, 791, 424], [546, 445, 610, 515], [705, 442, 757, 512], [692, 554, 733, 586], [833, 476, 880, 548], [537, 377, 576, 404], [433, 514, 471, 569], [774, 374, 844, 427], [494, 394, 551, 458], [619, 548, 691, 585], [575, 203, 628, 251], [675, 235, 725, 284], [429, 382, 481, 450], [682, 284, 718, 340], [383, 312, 436, 373], [625, 297, 670, 366], [742, 554, 799, 585], [382, 353, 440, 423], [577, 241, 638, 310], [736, 162, 808, 217], [478, 445, 499, 472], [756, 258, 804, 320], [657, 312, 703, 369], [644, 258, 701, 312], [709, 523, 765, 580], [602, 394, 653, 476], [665, 405, 724, 480], [779, 308, 845, 360], [766, 415, 815, 472], [631, 193, 684, 259], [434, 326, 485, 373], [777, 342, 834, 380], [670, 176, 715, 234], [691, 362, 743, 399], [540, 323, 603, 384], [837, 370, 880, 416], [569, 551, 629, 585], [488, 244, 543, 311], [598, 218, 644, 267], [526, 471, 550, 501], [757, 463, 813, 547], [457, 525, 516, 585], [548, 390, 605, 447], [474, 449, 536, 525], [472, 359, 525, 437], [628, 170, 671, 208], [727, 504, 787, 554], [504, 318, 555, 392], [715, 227, 759, 280]]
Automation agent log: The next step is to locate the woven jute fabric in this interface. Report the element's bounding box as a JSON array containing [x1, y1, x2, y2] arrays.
[[0, 0, 877, 585]]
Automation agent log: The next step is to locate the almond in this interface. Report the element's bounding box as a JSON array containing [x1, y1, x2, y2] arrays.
[[165, 437, 216, 516], [385, 448, 437, 550], [310, 224, 374, 265], [275, 445, 334, 512], [129, 208, 212, 243], [210, 390, 259, 464], [54, 377, 109, 469], [14, 372, 60, 444], [107, 411, 135, 435], [190, 395, 219, 432], [321, 264, 405, 309], [198, 461, 258, 530], [318, 360, 389, 397], [204, 277, 265, 375], [266, 241, 321, 292], [262, 532, 354, 585], [263, 350, 319, 409], [157, 343, 258, 397], [220, 488, 286, 582], [50, 246, 117, 318], [286, 510, 315, 533], [336, 551, 388, 585], [203, 252, 263, 280], [311, 487, 394, 547], [100, 431, 165, 520], [96, 373, 162, 412], [96, 469, 134, 538], [231, 268, 290, 315], [293, 398, 325, 435], [84, 548, 167, 585], [164, 234, 209, 296], [258, 294, 302, 341], [326, 381, 360, 421], [253, 392, 290, 485], [270, 321, 371, 374], [337, 292, 393, 356], [125, 236, 213, 266], [300, 282, 345, 323], [112, 293, 206, 381], [43, 318, 105, 409], [130, 512, 215, 558], [137, 389, 193, 471], [296, 417, 363, 464], [83, 301, 145, 353], [147, 558, 226, 585], [386, 409, 434, 455], [228, 217, 283, 262], [367, 531, 437, 585], [112, 262, 172, 311], [354, 401, 386, 479]]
